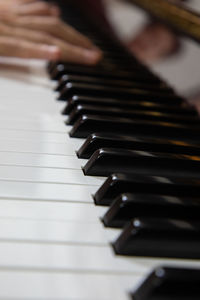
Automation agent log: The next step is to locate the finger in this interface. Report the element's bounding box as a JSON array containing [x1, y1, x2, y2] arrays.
[[12, 16, 98, 49], [15, 2, 60, 17], [53, 38, 102, 65], [0, 36, 60, 60], [0, 22, 102, 64]]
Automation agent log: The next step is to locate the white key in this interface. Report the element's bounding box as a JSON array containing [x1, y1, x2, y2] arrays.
[[0, 180, 97, 202], [0, 152, 81, 169], [0, 199, 106, 222], [0, 118, 67, 132], [0, 241, 199, 274], [0, 271, 139, 300], [0, 165, 104, 186], [0, 218, 109, 245], [0, 129, 68, 143], [0, 140, 75, 155]]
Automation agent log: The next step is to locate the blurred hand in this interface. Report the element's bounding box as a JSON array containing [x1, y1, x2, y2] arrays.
[[0, 0, 102, 64], [128, 23, 179, 64]]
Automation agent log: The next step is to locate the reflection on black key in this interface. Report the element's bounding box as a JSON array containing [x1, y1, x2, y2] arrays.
[[113, 217, 200, 258], [94, 173, 200, 205], [69, 115, 200, 143], [67, 104, 199, 125], [131, 266, 200, 300], [103, 193, 200, 228], [50, 63, 161, 82], [58, 82, 183, 104], [62, 95, 197, 116], [77, 133, 200, 159], [56, 74, 173, 93], [83, 148, 200, 178]]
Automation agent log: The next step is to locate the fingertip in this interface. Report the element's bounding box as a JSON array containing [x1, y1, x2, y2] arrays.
[[43, 45, 61, 60], [82, 49, 103, 65]]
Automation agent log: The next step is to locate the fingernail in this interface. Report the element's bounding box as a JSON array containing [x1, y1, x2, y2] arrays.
[[83, 49, 102, 64], [44, 45, 61, 60]]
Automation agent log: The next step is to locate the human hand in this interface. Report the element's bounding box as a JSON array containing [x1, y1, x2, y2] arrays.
[[0, 1, 102, 64]]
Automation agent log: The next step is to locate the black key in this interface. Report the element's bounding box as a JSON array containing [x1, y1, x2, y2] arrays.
[[58, 82, 183, 104], [83, 148, 200, 178], [103, 193, 200, 228], [113, 217, 200, 258], [62, 95, 197, 116], [131, 266, 200, 300], [69, 115, 200, 143], [77, 133, 200, 159], [94, 173, 200, 205], [67, 104, 199, 125], [50, 63, 160, 82], [56, 74, 173, 93]]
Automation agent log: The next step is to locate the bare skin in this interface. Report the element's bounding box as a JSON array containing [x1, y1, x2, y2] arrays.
[[0, 0, 102, 64]]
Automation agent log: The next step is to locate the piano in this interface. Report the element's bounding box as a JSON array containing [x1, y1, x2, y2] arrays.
[[1, 0, 200, 299]]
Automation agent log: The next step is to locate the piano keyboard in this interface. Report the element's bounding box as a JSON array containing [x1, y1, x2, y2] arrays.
[[0, 2, 200, 299]]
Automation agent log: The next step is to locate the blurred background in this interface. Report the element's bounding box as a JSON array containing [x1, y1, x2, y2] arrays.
[[103, 0, 200, 109]]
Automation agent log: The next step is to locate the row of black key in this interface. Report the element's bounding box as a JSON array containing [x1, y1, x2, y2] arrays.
[[49, 1, 200, 298]]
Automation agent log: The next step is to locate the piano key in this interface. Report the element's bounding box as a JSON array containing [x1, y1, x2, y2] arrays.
[[0, 271, 139, 300], [50, 63, 160, 82], [102, 193, 200, 228], [0, 218, 109, 245], [0, 199, 104, 223], [0, 129, 69, 143], [56, 74, 173, 93], [0, 180, 97, 203], [69, 114, 200, 142], [0, 240, 200, 274], [83, 148, 200, 178], [77, 133, 200, 159], [113, 218, 200, 258], [0, 139, 74, 156], [67, 104, 199, 126], [94, 173, 200, 205], [0, 152, 81, 169], [58, 82, 183, 104], [0, 118, 67, 133], [131, 266, 200, 300], [0, 165, 103, 186], [63, 95, 197, 116]]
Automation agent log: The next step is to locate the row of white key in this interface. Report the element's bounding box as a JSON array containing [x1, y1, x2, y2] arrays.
[[0, 59, 198, 300]]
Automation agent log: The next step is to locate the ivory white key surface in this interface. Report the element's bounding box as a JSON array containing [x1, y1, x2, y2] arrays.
[[0, 152, 81, 169], [0, 180, 97, 202], [0, 218, 110, 245], [0, 200, 106, 222], [0, 139, 75, 155], [0, 165, 103, 185], [0, 129, 68, 143], [0, 271, 141, 300]]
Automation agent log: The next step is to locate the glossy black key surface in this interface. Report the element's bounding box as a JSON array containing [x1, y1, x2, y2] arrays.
[[77, 133, 200, 159], [69, 115, 200, 142], [67, 104, 199, 126], [103, 193, 200, 228], [58, 82, 183, 104], [131, 266, 200, 300], [50, 63, 161, 82], [83, 148, 200, 178], [56, 74, 173, 93], [113, 217, 200, 258], [94, 173, 200, 205], [62, 95, 197, 116]]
